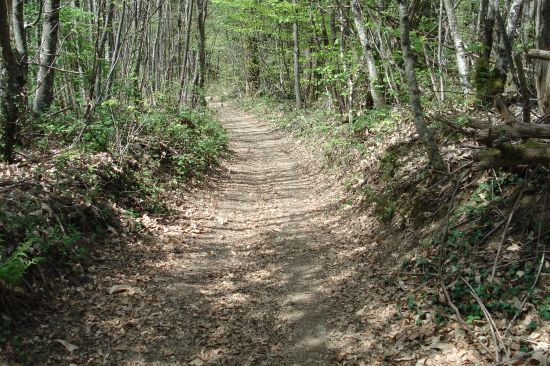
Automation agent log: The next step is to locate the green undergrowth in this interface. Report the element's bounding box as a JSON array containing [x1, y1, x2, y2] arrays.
[[235, 94, 549, 345], [0, 101, 227, 316], [239, 96, 401, 168], [237, 95, 443, 225], [403, 168, 549, 334]]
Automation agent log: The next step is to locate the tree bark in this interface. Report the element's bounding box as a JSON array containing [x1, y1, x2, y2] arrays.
[[398, 0, 447, 173], [194, 0, 207, 106], [350, 0, 384, 107], [245, 35, 260, 95], [536, 0, 550, 116], [474, 0, 495, 100], [293, 0, 302, 108], [490, 0, 525, 96], [34, 0, 61, 114], [12, 0, 28, 68], [474, 141, 550, 169], [0, 0, 25, 162], [443, 0, 471, 96], [178, 0, 194, 104]]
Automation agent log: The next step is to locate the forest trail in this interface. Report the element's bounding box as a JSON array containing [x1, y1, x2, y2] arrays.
[[160, 101, 358, 364], [24, 103, 404, 365]]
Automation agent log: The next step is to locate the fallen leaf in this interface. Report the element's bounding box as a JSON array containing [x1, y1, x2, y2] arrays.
[[109, 284, 140, 295], [55, 339, 78, 353], [355, 306, 367, 317]]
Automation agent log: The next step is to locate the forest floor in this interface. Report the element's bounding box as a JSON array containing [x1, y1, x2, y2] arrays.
[[10, 103, 494, 365]]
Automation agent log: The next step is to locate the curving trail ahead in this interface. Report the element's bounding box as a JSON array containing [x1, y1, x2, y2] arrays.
[[165, 102, 350, 365], [20, 103, 408, 365]]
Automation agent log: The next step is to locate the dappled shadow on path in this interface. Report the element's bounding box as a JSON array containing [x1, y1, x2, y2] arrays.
[[111, 105, 359, 365], [21, 103, 421, 366]]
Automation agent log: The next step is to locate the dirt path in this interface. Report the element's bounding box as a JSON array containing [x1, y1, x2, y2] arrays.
[[18, 104, 472, 365], [167, 103, 350, 364]]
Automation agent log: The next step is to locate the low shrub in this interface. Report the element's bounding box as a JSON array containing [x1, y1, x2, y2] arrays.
[[0, 103, 227, 312]]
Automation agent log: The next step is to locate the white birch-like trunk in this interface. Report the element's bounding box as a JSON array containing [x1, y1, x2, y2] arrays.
[[34, 0, 61, 114], [350, 0, 384, 107], [443, 0, 471, 96], [293, 0, 302, 108]]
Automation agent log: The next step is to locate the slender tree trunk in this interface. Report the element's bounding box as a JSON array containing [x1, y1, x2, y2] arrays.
[[443, 0, 471, 96], [0, 0, 25, 162], [179, 0, 194, 104], [474, 0, 495, 100], [293, 0, 302, 108], [195, 0, 207, 106], [101, 2, 126, 103], [490, 0, 525, 95], [350, 0, 384, 107], [245, 35, 260, 95], [437, 0, 447, 102], [338, 2, 353, 122], [536, 0, 550, 116], [12, 0, 28, 71], [12, 0, 28, 111], [398, 0, 447, 173], [34, 0, 61, 114]]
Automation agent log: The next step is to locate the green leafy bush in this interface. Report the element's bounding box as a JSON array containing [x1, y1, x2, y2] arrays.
[[1, 102, 227, 294]]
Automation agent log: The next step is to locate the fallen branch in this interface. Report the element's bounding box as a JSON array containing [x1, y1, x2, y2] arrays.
[[476, 123, 550, 142], [439, 278, 496, 362], [504, 253, 546, 337], [463, 277, 508, 362], [474, 141, 550, 169], [528, 49, 550, 62], [490, 182, 525, 282]]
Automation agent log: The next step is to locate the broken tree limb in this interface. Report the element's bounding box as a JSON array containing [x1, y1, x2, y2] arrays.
[[434, 115, 550, 142], [475, 122, 550, 142], [528, 49, 550, 61], [474, 140, 550, 169], [494, 98, 518, 125]]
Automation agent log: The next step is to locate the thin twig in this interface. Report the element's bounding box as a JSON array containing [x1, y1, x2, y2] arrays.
[[504, 253, 546, 337], [438, 172, 466, 270], [463, 277, 508, 362], [439, 278, 496, 362], [505, 184, 548, 337], [437, 173, 497, 361], [490, 183, 527, 282]]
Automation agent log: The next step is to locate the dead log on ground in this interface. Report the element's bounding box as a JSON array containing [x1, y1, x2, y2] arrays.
[[473, 140, 550, 169]]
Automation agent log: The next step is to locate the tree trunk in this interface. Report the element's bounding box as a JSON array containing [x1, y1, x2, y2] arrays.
[[178, 0, 194, 104], [536, 0, 550, 116], [474, 0, 495, 100], [443, 0, 471, 96], [0, 0, 25, 162], [245, 35, 260, 95], [34, 0, 61, 114], [474, 141, 550, 169], [12, 0, 28, 71], [398, 0, 447, 173], [292, 0, 302, 108], [195, 0, 207, 106], [490, 0, 525, 96], [350, 0, 384, 107]]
